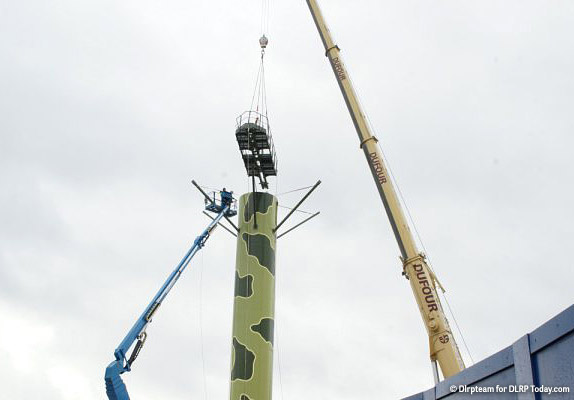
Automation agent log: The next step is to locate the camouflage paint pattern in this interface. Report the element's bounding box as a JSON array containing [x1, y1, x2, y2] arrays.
[[230, 192, 277, 400]]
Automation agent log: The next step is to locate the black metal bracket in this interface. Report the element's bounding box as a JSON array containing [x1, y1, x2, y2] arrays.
[[274, 180, 321, 233], [277, 211, 321, 239], [191, 180, 213, 204]]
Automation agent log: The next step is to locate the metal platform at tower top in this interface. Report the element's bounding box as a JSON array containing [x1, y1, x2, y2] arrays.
[[235, 111, 278, 189]]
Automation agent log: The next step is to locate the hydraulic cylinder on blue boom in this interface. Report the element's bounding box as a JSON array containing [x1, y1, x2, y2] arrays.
[[105, 188, 236, 400]]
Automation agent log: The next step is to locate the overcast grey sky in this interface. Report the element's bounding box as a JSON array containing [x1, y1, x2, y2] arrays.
[[1, 0, 573, 399]]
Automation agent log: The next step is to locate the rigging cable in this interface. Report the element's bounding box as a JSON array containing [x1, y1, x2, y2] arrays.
[[377, 138, 475, 365], [275, 317, 286, 400], [247, 34, 269, 193], [260, 0, 270, 36], [257, 4, 287, 398], [277, 204, 315, 215], [199, 250, 208, 399], [276, 185, 315, 196]]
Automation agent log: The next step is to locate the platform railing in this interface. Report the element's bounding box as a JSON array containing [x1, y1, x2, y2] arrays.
[[235, 111, 278, 174], [205, 192, 237, 215], [236, 110, 269, 132]]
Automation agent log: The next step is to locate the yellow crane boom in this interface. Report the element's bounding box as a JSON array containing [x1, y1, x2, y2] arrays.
[[305, 0, 465, 380]]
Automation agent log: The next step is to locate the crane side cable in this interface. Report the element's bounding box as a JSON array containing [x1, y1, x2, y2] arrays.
[[343, 64, 476, 365], [374, 136, 476, 366]]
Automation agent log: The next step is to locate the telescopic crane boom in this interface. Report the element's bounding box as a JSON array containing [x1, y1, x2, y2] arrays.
[[105, 189, 237, 399], [305, 0, 465, 380]]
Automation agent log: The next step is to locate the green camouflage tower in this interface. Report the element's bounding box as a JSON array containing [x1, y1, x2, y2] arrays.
[[230, 192, 278, 400]]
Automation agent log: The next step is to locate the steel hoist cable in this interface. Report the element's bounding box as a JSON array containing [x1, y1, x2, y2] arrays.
[[199, 250, 208, 400], [246, 39, 269, 194]]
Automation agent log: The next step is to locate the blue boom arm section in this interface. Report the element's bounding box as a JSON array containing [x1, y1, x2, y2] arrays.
[[104, 205, 230, 400]]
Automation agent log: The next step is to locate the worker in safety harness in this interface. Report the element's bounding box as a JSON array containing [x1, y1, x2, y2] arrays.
[[220, 188, 233, 208]]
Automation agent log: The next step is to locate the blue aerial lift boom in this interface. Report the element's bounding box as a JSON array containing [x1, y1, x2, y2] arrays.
[[105, 188, 237, 400]]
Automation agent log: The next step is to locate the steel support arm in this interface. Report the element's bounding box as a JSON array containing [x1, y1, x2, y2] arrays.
[[274, 180, 321, 232]]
